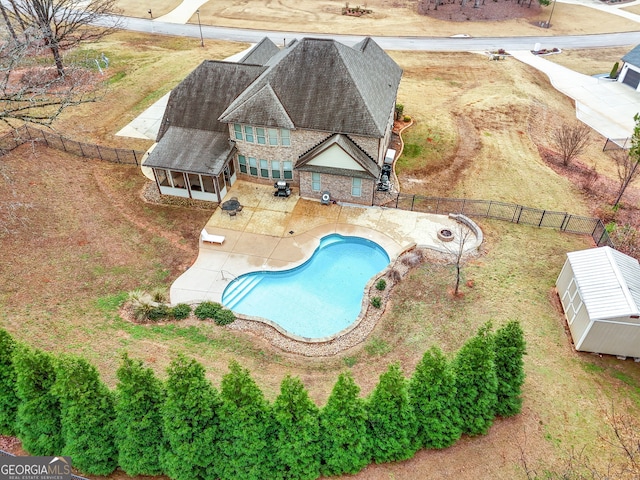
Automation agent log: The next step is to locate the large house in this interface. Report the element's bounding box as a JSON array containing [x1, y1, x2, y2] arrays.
[[144, 37, 403, 205]]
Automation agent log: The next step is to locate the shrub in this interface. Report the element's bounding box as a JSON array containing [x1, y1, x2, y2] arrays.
[[395, 103, 404, 120], [147, 304, 171, 321], [610, 61, 619, 79], [132, 302, 154, 322], [194, 301, 222, 320], [171, 303, 191, 320], [403, 115, 411, 122], [401, 251, 422, 267], [149, 287, 168, 303], [214, 309, 235, 326], [370, 296, 382, 308], [375, 279, 387, 291], [388, 268, 402, 283]]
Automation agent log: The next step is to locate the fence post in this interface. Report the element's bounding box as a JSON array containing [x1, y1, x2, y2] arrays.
[[60, 137, 66, 151], [410, 195, 415, 211], [133, 150, 139, 166], [592, 220, 600, 237], [538, 210, 545, 227], [79, 143, 85, 157], [560, 213, 568, 231], [461, 198, 466, 214], [487, 200, 492, 217], [515, 205, 523, 224], [115, 149, 121, 163], [96, 145, 103, 161]]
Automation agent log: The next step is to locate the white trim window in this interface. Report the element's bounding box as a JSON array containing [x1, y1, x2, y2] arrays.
[[268, 128, 278, 146], [351, 177, 362, 197], [248, 157, 258, 176], [311, 172, 321, 192], [280, 129, 290, 146], [244, 125, 254, 143], [259, 159, 269, 178], [233, 124, 243, 140], [271, 160, 281, 179], [256, 127, 266, 145], [238, 155, 247, 173], [283, 161, 293, 180]]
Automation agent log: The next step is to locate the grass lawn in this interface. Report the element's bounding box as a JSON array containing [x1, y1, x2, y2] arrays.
[[2, 31, 640, 479]]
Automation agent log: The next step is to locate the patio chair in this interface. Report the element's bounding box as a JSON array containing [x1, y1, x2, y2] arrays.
[[200, 229, 225, 244]]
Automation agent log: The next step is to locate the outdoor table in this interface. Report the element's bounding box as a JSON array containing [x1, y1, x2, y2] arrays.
[[221, 198, 241, 214]]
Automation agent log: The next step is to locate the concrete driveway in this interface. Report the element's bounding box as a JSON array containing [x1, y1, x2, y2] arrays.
[[511, 50, 640, 139]]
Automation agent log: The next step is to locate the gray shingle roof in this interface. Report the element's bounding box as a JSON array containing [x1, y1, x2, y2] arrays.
[[146, 127, 235, 175], [622, 45, 640, 67], [219, 37, 402, 137], [296, 134, 380, 178], [157, 61, 265, 141], [238, 37, 280, 65]]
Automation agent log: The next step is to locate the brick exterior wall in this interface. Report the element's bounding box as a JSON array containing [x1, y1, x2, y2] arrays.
[[228, 123, 387, 204], [299, 171, 375, 206]]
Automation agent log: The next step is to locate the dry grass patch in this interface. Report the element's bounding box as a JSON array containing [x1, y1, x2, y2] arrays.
[[114, 0, 181, 18], [115, 0, 640, 37], [545, 46, 631, 76]]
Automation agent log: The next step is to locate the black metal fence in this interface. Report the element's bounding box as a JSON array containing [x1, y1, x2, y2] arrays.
[[380, 193, 614, 248], [0, 125, 146, 165], [0, 449, 89, 480]]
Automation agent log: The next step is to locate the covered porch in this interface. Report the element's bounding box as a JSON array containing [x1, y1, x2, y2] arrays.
[[144, 126, 238, 203]]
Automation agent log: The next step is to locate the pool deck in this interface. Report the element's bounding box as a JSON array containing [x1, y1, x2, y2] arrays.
[[170, 181, 481, 305]]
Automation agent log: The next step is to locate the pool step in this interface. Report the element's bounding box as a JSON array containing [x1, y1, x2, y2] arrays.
[[223, 276, 262, 310]]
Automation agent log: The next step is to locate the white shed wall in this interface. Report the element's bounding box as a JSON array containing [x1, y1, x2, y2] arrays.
[[578, 320, 640, 357]]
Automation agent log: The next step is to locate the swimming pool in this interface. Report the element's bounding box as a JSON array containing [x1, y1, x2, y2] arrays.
[[222, 234, 390, 339]]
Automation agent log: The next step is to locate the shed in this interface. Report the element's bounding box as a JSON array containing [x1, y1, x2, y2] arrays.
[[556, 246, 640, 358]]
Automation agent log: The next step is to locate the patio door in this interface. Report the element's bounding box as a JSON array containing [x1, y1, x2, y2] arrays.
[[217, 174, 227, 200], [225, 161, 236, 187]]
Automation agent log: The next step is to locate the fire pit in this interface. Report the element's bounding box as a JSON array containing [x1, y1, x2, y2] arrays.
[[438, 228, 454, 242]]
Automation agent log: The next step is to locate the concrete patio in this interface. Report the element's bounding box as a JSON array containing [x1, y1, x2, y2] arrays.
[[169, 181, 481, 305]]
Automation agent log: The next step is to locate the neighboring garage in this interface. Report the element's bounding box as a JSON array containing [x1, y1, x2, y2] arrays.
[[556, 246, 640, 359], [618, 45, 640, 91]]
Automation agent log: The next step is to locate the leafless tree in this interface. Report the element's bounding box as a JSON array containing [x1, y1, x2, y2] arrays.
[[440, 223, 473, 296], [0, 27, 103, 127], [609, 148, 640, 207], [6, 0, 121, 76], [551, 122, 592, 166]]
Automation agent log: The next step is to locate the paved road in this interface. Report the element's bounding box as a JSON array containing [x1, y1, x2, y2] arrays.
[[116, 15, 640, 51]]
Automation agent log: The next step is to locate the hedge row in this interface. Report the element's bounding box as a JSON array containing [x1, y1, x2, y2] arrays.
[[0, 321, 526, 479]]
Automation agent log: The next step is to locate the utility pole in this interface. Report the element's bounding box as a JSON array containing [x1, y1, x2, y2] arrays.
[[196, 10, 204, 47]]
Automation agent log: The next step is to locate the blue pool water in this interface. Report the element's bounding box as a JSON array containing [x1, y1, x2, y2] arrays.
[[222, 234, 390, 338]]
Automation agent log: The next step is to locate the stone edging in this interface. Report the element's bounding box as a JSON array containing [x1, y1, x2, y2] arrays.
[[448, 213, 484, 252]]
